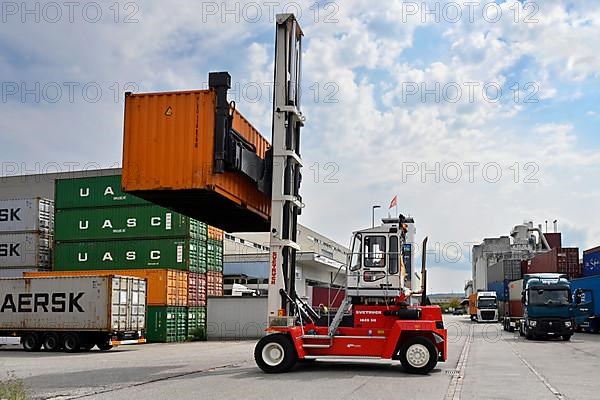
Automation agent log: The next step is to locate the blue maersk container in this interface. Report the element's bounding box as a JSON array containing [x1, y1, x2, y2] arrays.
[[583, 251, 600, 276], [571, 275, 600, 318], [488, 279, 510, 301]]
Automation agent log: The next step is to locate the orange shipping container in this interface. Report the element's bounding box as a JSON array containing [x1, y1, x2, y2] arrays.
[[122, 77, 271, 233], [25, 269, 188, 306]]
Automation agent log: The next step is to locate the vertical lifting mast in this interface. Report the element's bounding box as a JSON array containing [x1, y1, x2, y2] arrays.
[[267, 14, 305, 322]]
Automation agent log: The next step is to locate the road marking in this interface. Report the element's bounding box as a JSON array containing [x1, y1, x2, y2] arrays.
[[508, 342, 567, 400], [445, 325, 473, 400]]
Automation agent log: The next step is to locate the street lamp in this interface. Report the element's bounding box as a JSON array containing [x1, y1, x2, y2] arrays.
[[372, 205, 381, 228]]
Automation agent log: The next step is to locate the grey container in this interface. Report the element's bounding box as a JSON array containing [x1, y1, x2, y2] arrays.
[[0, 268, 43, 278], [0, 232, 52, 269], [0, 275, 146, 332], [487, 259, 523, 285], [0, 198, 54, 233]]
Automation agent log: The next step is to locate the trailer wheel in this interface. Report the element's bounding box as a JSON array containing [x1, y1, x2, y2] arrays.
[[399, 337, 438, 375], [96, 338, 113, 351], [42, 333, 61, 352], [254, 334, 297, 373], [562, 335, 571, 341], [62, 333, 80, 353], [22, 333, 41, 352]]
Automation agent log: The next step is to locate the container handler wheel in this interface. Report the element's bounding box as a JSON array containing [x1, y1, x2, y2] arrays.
[[254, 334, 297, 373], [62, 333, 81, 353], [42, 333, 61, 352], [398, 337, 438, 375], [22, 333, 42, 352]]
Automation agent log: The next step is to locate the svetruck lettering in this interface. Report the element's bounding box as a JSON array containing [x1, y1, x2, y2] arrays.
[[0, 292, 85, 313], [0, 207, 21, 221], [0, 243, 20, 257]]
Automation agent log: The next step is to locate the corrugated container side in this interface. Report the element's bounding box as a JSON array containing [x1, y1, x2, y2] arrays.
[[0, 198, 54, 233], [0, 268, 45, 278], [525, 249, 558, 275], [25, 269, 186, 306], [0, 276, 146, 332], [187, 307, 207, 341], [0, 232, 52, 269], [583, 251, 600, 276], [488, 280, 510, 301], [188, 272, 207, 307], [312, 286, 346, 309], [207, 239, 223, 272], [55, 175, 148, 209], [146, 306, 188, 343], [207, 271, 224, 297], [509, 300, 524, 318], [508, 279, 523, 303], [121, 90, 271, 233], [55, 205, 207, 242], [584, 246, 600, 256], [54, 238, 205, 272]]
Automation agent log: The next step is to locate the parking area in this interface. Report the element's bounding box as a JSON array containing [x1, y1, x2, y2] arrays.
[[2, 315, 599, 399]]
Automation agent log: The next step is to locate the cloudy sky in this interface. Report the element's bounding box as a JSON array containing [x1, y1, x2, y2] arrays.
[[2, 1, 599, 292]]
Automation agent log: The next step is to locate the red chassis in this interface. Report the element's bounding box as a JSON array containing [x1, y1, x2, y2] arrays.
[[256, 298, 447, 374]]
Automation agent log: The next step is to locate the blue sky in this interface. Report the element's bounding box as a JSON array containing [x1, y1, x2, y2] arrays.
[[1, 0, 599, 291]]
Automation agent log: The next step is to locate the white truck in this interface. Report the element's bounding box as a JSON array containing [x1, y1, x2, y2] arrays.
[[469, 291, 499, 322], [0, 275, 146, 352]]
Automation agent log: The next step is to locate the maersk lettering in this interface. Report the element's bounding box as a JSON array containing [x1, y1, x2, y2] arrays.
[[0, 208, 21, 222], [0, 243, 20, 257], [0, 292, 84, 313]]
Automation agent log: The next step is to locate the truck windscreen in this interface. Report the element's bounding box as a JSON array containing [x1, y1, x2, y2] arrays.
[[529, 289, 570, 306], [478, 298, 496, 308]]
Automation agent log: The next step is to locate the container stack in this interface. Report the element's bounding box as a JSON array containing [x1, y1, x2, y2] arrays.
[[487, 259, 522, 302], [0, 198, 54, 277], [51, 175, 216, 342]]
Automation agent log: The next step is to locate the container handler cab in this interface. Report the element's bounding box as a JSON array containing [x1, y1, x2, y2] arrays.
[[253, 15, 447, 374]]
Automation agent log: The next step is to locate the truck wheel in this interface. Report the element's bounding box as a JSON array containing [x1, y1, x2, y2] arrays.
[[526, 332, 534, 340], [254, 334, 297, 373], [399, 337, 438, 375], [42, 333, 61, 352], [96, 338, 113, 351], [22, 333, 42, 352], [62, 333, 81, 353], [80, 343, 95, 351], [562, 335, 571, 341]]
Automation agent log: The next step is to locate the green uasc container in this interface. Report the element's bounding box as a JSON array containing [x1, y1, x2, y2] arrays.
[[55, 205, 208, 242], [146, 306, 188, 343], [55, 175, 148, 209], [187, 307, 207, 341], [54, 238, 207, 272]]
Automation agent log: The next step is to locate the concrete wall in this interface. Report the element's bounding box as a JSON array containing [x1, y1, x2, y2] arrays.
[[207, 296, 267, 340]]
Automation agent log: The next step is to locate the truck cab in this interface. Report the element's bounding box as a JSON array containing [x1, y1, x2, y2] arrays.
[[475, 292, 499, 322], [521, 273, 575, 341]]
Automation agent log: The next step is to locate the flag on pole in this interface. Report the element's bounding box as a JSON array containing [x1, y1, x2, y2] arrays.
[[389, 195, 397, 209]]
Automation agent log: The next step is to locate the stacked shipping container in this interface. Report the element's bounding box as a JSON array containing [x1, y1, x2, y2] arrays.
[[523, 247, 581, 280], [583, 246, 600, 277], [51, 175, 223, 342], [0, 198, 54, 277]]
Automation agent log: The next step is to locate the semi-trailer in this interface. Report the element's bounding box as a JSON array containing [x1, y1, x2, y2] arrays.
[[571, 275, 600, 333], [0, 275, 146, 352]]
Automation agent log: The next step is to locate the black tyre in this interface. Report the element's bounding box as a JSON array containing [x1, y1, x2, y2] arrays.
[[399, 336, 438, 374], [22, 333, 42, 352], [42, 333, 61, 352], [62, 333, 80, 353], [525, 331, 534, 340], [96, 338, 113, 351], [80, 343, 95, 351], [254, 334, 297, 373], [562, 335, 572, 341]]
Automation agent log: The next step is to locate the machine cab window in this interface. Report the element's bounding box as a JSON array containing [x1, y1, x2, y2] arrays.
[[364, 236, 386, 267]]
